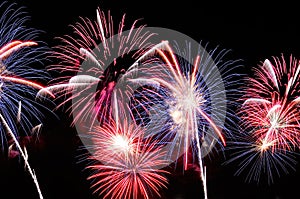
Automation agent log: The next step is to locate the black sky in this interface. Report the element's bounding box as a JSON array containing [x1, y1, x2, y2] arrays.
[[0, 0, 299, 199]]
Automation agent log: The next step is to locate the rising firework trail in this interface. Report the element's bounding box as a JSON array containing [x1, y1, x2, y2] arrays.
[[0, 111, 44, 199]]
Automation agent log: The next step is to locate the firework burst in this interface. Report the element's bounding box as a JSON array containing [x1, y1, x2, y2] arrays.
[[134, 41, 238, 163], [0, 2, 53, 147], [85, 112, 170, 199], [0, 2, 56, 198], [38, 7, 157, 128], [226, 55, 300, 184], [128, 41, 240, 199]]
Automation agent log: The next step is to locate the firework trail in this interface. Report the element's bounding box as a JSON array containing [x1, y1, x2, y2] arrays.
[[38, 7, 157, 128], [0, 112, 44, 199], [0, 2, 55, 198], [85, 102, 170, 199], [127, 41, 239, 199], [226, 55, 300, 184]]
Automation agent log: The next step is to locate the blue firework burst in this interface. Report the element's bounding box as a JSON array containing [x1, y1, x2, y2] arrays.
[[0, 1, 52, 150]]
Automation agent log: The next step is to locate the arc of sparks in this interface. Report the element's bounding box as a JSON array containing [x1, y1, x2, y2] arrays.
[[0, 41, 37, 60], [263, 59, 279, 90], [0, 75, 55, 98]]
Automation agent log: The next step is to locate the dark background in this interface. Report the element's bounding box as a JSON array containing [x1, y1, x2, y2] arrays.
[[0, 0, 299, 198]]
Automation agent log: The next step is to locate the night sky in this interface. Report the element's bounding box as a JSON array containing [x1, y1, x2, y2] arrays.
[[0, 0, 299, 198]]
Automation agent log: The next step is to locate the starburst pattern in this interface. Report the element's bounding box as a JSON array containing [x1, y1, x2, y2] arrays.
[[227, 55, 300, 184]]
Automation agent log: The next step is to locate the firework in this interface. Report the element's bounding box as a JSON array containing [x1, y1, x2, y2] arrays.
[[227, 55, 300, 184], [0, 2, 53, 147], [0, 2, 56, 198], [86, 117, 143, 164], [38, 7, 157, 128], [130, 41, 238, 156], [85, 111, 170, 199], [127, 41, 239, 199], [36, 4, 240, 198]]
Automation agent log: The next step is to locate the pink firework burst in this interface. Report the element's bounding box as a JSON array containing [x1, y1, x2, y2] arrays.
[[38, 6, 157, 126], [228, 54, 300, 183], [242, 55, 300, 152]]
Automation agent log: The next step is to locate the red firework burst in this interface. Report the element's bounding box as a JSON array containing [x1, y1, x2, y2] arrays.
[[241, 55, 300, 152], [229, 55, 300, 183], [86, 117, 170, 199]]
